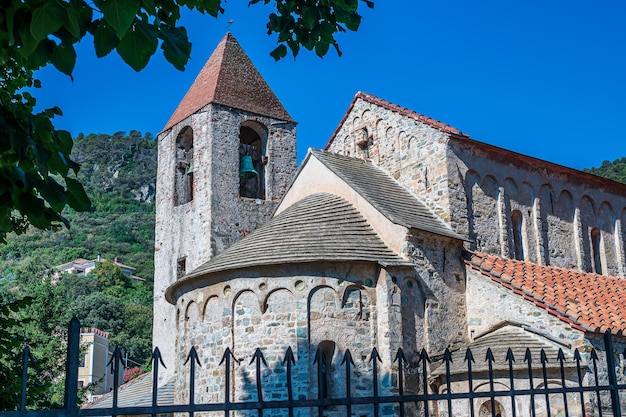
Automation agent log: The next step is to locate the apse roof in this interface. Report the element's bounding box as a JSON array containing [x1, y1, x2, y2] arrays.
[[465, 251, 626, 334], [163, 33, 293, 131], [183, 192, 412, 280], [310, 150, 467, 241]]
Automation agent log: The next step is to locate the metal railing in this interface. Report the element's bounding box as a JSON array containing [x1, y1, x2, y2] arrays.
[[3, 318, 626, 417]]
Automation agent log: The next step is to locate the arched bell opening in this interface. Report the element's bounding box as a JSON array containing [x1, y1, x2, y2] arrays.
[[174, 126, 194, 206], [239, 122, 267, 199]]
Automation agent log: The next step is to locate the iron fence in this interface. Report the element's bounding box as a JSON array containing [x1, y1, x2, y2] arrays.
[[3, 318, 626, 417]]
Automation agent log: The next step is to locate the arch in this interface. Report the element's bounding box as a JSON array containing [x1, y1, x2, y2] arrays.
[[360, 109, 371, 121], [262, 287, 295, 313], [504, 177, 519, 200], [202, 295, 220, 322], [579, 196, 597, 272], [232, 288, 263, 314], [239, 120, 268, 199], [467, 173, 500, 253], [352, 116, 361, 129], [174, 126, 194, 206], [542, 187, 576, 268]]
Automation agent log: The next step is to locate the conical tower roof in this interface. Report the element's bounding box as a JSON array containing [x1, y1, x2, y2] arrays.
[[163, 33, 293, 131]]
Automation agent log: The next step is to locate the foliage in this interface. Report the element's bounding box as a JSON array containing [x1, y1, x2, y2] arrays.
[[584, 157, 626, 185], [0, 282, 67, 410]]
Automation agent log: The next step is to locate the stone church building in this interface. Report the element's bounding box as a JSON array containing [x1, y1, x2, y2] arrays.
[[148, 33, 626, 417]]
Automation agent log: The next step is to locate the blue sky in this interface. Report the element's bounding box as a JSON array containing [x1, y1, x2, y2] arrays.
[[35, 0, 626, 170]]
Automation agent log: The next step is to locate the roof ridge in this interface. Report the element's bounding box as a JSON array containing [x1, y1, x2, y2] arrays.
[[325, 91, 467, 150], [310, 150, 467, 241], [162, 33, 293, 132]]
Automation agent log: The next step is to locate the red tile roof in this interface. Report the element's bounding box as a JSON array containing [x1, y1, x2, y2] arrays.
[[465, 251, 626, 334], [325, 91, 467, 149], [162, 33, 293, 131]]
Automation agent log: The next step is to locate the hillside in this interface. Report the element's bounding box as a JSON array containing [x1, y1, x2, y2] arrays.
[[0, 132, 157, 379], [0, 131, 156, 282]]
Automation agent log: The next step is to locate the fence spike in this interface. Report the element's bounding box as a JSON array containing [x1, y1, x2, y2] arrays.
[[506, 347, 515, 363], [250, 347, 268, 367], [419, 348, 431, 364], [107, 347, 124, 373], [524, 347, 533, 363], [590, 347, 599, 361], [369, 346, 382, 364], [219, 346, 239, 366], [464, 347, 475, 363], [394, 347, 406, 364], [283, 346, 296, 365], [443, 347, 453, 364], [184, 346, 201, 367], [557, 348, 566, 362], [540, 349, 548, 364], [152, 346, 167, 369], [342, 349, 355, 367], [485, 347, 495, 362], [573, 348, 582, 361]]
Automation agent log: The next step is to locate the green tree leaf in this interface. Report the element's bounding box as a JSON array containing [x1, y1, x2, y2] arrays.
[[30, 1, 66, 41], [116, 23, 158, 71], [270, 44, 287, 61], [65, 177, 92, 212], [93, 22, 119, 57], [160, 26, 191, 71], [50, 43, 76, 76], [102, 0, 141, 39]]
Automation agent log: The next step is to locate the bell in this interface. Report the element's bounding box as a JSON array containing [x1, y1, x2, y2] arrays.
[[239, 155, 258, 179]]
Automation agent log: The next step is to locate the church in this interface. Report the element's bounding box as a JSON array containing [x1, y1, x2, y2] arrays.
[[144, 33, 626, 416]]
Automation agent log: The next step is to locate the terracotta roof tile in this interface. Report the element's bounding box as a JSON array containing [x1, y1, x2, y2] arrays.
[[163, 33, 293, 131], [325, 91, 468, 150], [465, 251, 626, 334]]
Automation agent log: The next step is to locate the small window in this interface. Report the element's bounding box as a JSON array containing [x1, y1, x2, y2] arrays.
[[177, 257, 186, 279], [174, 127, 194, 206], [511, 210, 524, 261], [591, 228, 603, 275]]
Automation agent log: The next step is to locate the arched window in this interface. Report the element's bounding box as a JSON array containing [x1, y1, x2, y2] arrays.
[[511, 210, 524, 261], [591, 227, 603, 275], [317, 340, 335, 399], [239, 123, 267, 199], [174, 127, 193, 205]]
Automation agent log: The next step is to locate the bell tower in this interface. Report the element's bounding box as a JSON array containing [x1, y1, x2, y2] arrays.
[[153, 33, 297, 381]]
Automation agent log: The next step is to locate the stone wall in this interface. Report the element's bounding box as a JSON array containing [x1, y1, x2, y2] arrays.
[[447, 138, 626, 277], [403, 232, 468, 355], [154, 103, 297, 382], [466, 267, 587, 347], [327, 97, 626, 278], [171, 262, 403, 415], [326, 98, 452, 221]]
